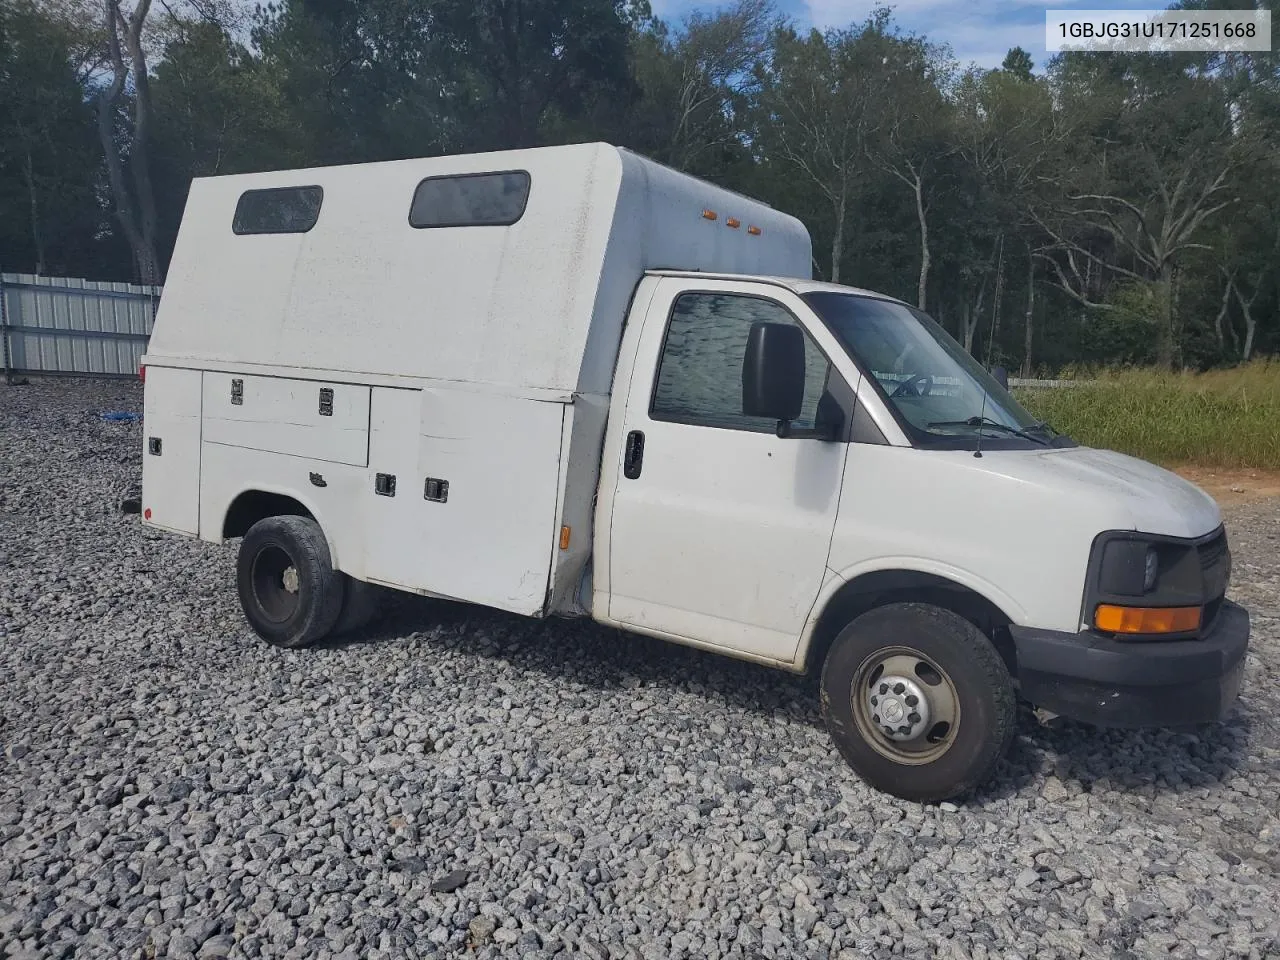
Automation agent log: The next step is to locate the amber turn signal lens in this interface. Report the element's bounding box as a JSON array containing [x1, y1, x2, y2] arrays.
[[1094, 604, 1201, 634], [559, 525, 571, 550]]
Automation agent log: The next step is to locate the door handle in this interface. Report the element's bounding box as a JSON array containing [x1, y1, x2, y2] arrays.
[[623, 430, 645, 479]]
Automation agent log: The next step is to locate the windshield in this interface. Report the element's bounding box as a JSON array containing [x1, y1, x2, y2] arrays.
[[803, 291, 1059, 448]]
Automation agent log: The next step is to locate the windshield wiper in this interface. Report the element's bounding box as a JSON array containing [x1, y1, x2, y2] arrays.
[[1024, 419, 1058, 438], [927, 416, 1051, 445]]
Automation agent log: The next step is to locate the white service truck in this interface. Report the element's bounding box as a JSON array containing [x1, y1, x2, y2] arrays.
[[141, 143, 1249, 801]]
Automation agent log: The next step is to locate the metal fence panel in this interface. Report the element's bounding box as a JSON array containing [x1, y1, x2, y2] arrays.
[[0, 273, 161, 379]]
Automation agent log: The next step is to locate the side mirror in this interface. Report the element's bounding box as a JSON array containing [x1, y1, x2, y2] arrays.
[[743, 321, 805, 422], [991, 365, 1009, 390]]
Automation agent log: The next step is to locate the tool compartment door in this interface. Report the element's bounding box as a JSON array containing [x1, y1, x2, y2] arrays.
[[414, 388, 566, 615], [202, 373, 370, 467], [142, 366, 203, 535]]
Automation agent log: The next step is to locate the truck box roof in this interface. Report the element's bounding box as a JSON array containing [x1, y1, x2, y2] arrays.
[[148, 143, 812, 395]]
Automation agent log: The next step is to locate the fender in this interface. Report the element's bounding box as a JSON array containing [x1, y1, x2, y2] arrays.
[[209, 483, 343, 569], [794, 556, 1029, 668]]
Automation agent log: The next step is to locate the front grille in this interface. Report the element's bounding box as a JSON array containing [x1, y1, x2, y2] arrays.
[[1197, 528, 1229, 635], [1199, 528, 1228, 571]]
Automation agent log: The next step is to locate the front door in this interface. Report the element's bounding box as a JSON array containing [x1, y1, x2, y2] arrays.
[[606, 280, 849, 663]]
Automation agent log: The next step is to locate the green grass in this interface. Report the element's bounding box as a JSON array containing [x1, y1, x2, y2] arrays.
[[1016, 361, 1280, 470]]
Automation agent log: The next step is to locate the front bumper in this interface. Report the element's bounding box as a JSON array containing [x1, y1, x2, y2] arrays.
[[1010, 600, 1249, 728]]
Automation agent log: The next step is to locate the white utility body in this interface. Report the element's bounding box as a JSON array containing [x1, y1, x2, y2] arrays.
[[143, 143, 1248, 801]]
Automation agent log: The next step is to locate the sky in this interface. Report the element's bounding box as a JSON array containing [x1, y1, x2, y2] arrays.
[[649, 0, 1165, 69]]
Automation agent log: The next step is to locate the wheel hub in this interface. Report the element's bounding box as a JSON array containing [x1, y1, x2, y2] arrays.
[[282, 566, 300, 594], [867, 674, 931, 742], [851, 647, 961, 765]]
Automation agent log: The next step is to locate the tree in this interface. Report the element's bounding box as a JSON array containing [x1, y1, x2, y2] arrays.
[[1211, 156, 1279, 361], [861, 23, 954, 309], [0, 1, 101, 274], [754, 14, 901, 283], [628, 0, 774, 171], [434, 0, 635, 150], [250, 0, 452, 164], [952, 61, 1063, 364], [0, 0, 1275, 367], [1033, 53, 1240, 367], [252, 0, 635, 157], [96, 0, 162, 283], [1001, 46, 1033, 81]]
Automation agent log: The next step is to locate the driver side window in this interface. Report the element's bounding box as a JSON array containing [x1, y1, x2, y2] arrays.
[[651, 292, 831, 433]]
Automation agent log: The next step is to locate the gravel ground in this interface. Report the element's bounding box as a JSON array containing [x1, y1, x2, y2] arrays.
[[1, 378, 1278, 960]]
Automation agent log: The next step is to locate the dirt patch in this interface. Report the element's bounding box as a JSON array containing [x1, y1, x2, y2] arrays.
[[1172, 465, 1280, 507]]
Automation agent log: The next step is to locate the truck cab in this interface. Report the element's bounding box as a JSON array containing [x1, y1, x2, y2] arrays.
[[141, 143, 1248, 801], [591, 270, 1246, 799]]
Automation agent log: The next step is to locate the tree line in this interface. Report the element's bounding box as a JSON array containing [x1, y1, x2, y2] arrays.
[[1, 0, 1276, 370]]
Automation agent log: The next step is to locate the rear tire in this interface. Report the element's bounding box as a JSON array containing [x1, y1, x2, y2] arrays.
[[820, 602, 1016, 803], [237, 516, 344, 648]]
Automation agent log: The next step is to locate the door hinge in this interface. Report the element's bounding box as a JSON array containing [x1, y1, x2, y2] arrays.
[[147, 437, 162, 456], [375, 473, 396, 497], [318, 387, 334, 416], [230, 378, 243, 405]]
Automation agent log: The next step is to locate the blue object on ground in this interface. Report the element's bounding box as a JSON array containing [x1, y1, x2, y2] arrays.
[[100, 411, 142, 422]]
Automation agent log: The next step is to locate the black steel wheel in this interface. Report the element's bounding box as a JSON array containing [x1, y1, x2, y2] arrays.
[[236, 515, 344, 648]]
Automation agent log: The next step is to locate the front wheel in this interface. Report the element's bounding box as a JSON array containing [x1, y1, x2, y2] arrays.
[[820, 602, 1016, 803], [237, 515, 344, 648]]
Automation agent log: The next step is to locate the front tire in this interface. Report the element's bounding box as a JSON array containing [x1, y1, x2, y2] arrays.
[[821, 602, 1016, 803], [237, 516, 344, 648]]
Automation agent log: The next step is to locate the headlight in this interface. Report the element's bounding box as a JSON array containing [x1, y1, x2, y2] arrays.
[[1097, 539, 1169, 597], [1086, 532, 1208, 638]]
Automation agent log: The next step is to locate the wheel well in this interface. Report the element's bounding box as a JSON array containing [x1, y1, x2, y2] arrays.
[[222, 490, 314, 539], [804, 570, 1016, 675]]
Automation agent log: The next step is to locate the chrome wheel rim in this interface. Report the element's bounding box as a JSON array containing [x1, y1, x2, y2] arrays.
[[851, 646, 960, 764]]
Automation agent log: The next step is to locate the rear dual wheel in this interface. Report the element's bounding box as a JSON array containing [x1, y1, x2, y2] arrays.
[[821, 603, 1016, 803], [237, 516, 386, 648]]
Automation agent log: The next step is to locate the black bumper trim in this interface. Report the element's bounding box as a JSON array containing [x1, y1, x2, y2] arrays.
[[1010, 600, 1249, 728]]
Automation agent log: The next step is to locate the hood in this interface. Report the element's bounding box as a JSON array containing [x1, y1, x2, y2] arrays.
[[971, 446, 1221, 539]]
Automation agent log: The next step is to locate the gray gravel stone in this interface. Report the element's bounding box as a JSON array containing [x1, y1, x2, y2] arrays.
[[429, 869, 469, 893], [2, 378, 1279, 960], [1015, 867, 1041, 889], [197, 934, 236, 958]]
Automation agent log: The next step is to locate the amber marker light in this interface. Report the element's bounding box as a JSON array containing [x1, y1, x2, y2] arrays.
[[747, 225, 762, 236], [1094, 604, 1201, 635], [559, 526, 572, 550], [701, 209, 718, 220]]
